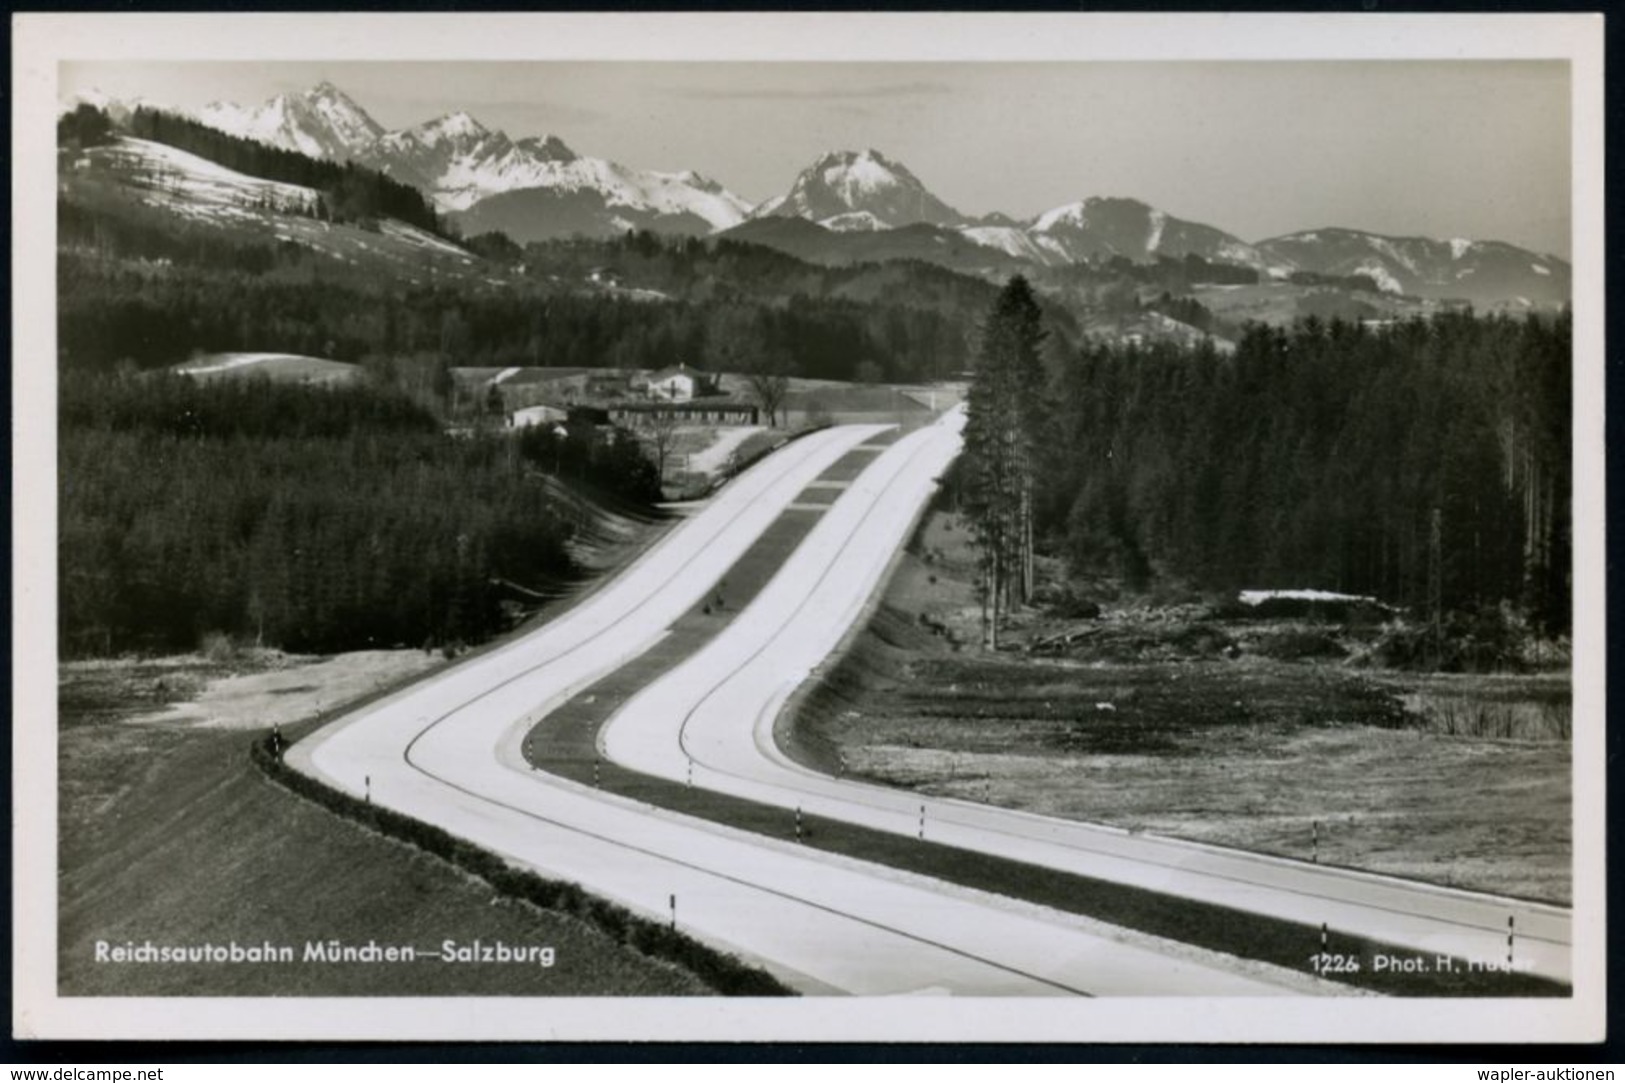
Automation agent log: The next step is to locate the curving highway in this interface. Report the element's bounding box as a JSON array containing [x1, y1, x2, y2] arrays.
[[599, 407, 1573, 988], [290, 413, 1309, 996]]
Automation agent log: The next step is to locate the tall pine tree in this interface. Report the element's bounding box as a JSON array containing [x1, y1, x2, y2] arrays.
[[962, 275, 1048, 647]]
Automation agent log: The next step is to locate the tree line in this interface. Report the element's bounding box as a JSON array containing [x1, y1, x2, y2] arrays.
[[59, 249, 977, 385], [960, 290, 1571, 642], [59, 373, 660, 657]]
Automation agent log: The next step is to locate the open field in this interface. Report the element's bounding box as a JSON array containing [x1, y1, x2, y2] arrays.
[[796, 510, 1572, 905], [57, 651, 712, 996]]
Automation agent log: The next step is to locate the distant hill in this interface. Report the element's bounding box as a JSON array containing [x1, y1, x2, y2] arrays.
[[719, 217, 1029, 278], [1026, 196, 1265, 268], [1257, 228, 1571, 308], [453, 185, 718, 244]]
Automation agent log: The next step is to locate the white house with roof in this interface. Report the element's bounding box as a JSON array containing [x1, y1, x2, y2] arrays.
[[642, 363, 720, 402]]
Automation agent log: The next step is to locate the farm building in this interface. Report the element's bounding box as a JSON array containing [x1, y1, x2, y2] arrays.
[[638, 363, 723, 403]]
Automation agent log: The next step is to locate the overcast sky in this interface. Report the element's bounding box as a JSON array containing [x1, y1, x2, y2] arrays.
[[62, 60, 1572, 257]]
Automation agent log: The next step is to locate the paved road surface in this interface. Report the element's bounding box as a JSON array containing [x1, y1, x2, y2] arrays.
[[600, 408, 1574, 987], [291, 416, 1303, 995]]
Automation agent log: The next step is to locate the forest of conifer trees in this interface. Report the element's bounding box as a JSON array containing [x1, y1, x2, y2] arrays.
[[58, 373, 661, 657], [56, 247, 977, 385], [1033, 310, 1571, 639]]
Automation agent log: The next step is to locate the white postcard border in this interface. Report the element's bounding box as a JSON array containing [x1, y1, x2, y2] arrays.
[[12, 11, 1606, 1044]]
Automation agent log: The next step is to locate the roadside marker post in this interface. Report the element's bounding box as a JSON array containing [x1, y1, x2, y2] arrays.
[[687, 758, 693, 788], [1313, 820, 1319, 864], [1508, 915, 1515, 969], [365, 775, 371, 805], [918, 804, 925, 841], [1320, 922, 1328, 955], [670, 894, 676, 931], [593, 759, 600, 789], [795, 806, 803, 843]]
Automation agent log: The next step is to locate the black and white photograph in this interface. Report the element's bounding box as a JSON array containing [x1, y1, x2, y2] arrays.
[[12, 12, 1605, 1045]]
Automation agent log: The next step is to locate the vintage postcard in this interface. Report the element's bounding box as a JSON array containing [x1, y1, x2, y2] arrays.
[[12, 12, 1605, 1044]]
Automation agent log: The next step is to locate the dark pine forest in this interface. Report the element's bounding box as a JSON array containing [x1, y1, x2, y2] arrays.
[[1038, 311, 1571, 642], [59, 372, 659, 657]]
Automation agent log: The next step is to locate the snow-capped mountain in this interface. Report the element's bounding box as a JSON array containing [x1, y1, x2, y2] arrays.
[[1257, 228, 1571, 306], [164, 81, 752, 234], [1023, 196, 1265, 268], [451, 161, 753, 242], [751, 149, 967, 230], [354, 111, 576, 210], [195, 81, 384, 164], [58, 83, 1569, 305]]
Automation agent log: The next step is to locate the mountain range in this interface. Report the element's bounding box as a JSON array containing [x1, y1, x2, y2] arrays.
[[141, 82, 752, 239], [62, 81, 1570, 306]]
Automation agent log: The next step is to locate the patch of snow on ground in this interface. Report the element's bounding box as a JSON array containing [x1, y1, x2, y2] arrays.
[[1353, 260, 1405, 294], [1217, 240, 1262, 267], [1238, 589, 1378, 606], [488, 366, 522, 386], [1531, 263, 1551, 276], [1368, 236, 1420, 276], [1450, 238, 1474, 260], [104, 138, 316, 216], [176, 353, 298, 375], [1032, 201, 1091, 233], [960, 226, 1048, 263], [620, 288, 669, 302], [377, 219, 470, 258], [1146, 208, 1166, 253]]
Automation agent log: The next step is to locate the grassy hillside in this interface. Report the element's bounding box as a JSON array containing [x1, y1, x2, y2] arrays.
[[58, 653, 712, 996]]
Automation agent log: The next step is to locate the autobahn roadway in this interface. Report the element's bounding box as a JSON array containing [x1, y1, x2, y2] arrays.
[[599, 412, 1573, 988], [289, 412, 1313, 996]]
